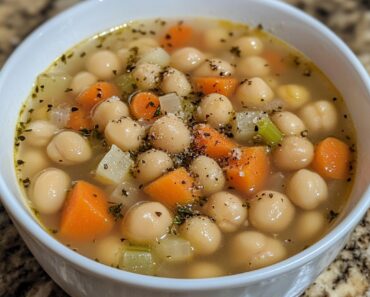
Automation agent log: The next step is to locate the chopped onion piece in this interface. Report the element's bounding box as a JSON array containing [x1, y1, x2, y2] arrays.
[[109, 180, 141, 213], [119, 245, 155, 275], [159, 93, 182, 115], [232, 111, 267, 143], [49, 104, 71, 128], [153, 235, 193, 262], [95, 144, 133, 185]]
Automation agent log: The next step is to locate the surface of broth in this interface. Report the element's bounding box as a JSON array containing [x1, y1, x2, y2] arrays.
[[15, 18, 355, 278]]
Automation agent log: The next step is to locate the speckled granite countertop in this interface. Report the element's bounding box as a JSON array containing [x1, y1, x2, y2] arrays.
[[0, 0, 369, 296]]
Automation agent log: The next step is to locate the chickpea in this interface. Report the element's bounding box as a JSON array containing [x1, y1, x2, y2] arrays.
[[277, 84, 310, 110], [31, 168, 71, 214], [193, 58, 234, 77], [70, 71, 97, 95], [128, 37, 159, 55], [271, 111, 306, 136], [196, 93, 233, 128], [149, 114, 191, 153], [295, 211, 325, 242], [138, 47, 170, 67], [187, 262, 224, 278], [203, 191, 247, 232], [235, 77, 274, 109], [247, 238, 286, 270], [86, 50, 122, 80], [287, 169, 328, 210], [190, 156, 225, 196], [232, 36, 264, 56], [116, 48, 130, 69], [134, 149, 173, 184], [132, 62, 162, 90], [121, 202, 172, 244], [161, 67, 192, 96], [170, 47, 205, 72], [94, 236, 122, 267], [298, 100, 338, 135], [229, 231, 267, 267], [273, 136, 314, 171], [203, 28, 230, 51], [249, 190, 295, 233], [24, 120, 58, 147], [47, 131, 92, 165], [92, 97, 129, 131], [105, 117, 145, 151], [180, 216, 222, 256], [236, 56, 270, 77], [19, 148, 49, 179]]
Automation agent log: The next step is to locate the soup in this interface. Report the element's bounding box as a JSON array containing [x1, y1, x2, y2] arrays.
[[14, 18, 355, 278]]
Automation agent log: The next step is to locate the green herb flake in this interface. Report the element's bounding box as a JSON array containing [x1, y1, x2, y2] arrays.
[[108, 203, 124, 221]]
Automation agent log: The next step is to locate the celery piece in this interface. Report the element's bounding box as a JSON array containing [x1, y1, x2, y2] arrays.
[[119, 245, 155, 275], [153, 235, 193, 262], [114, 73, 136, 98], [257, 117, 283, 146]]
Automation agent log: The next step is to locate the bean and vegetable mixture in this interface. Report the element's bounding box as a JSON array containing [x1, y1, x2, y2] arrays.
[[14, 18, 356, 278]]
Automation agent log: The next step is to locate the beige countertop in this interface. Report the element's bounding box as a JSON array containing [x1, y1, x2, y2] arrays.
[[0, 0, 369, 296]]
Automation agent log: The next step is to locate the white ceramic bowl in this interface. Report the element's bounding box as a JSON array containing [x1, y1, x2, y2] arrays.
[[1, 0, 370, 296]]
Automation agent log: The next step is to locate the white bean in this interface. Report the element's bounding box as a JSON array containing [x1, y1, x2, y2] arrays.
[[247, 238, 286, 270], [19, 148, 49, 179], [203, 28, 230, 51], [277, 84, 310, 110], [31, 168, 70, 214], [273, 136, 314, 171], [47, 131, 92, 165], [170, 47, 205, 72], [232, 36, 264, 57], [134, 149, 173, 184], [149, 114, 191, 153], [271, 111, 306, 136], [203, 191, 247, 232], [295, 211, 326, 242], [25, 120, 58, 147], [70, 71, 97, 95], [132, 62, 162, 90], [249, 190, 295, 233], [298, 100, 338, 135], [187, 262, 224, 278], [86, 50, 122, 80], [94, 236, 122, 266], [237, 56, 270, 77], [120, 202, 172, 244], [287, 169, 328, 210], [180, 216, 222, 256], [193, 58, 234, 77], [190, 156, 225, 196], [196, 93, 234, 128], [92, 97, 129, 131], [105, 117, 145, 152], [235, 77, 274, 109], [161, 67, 192, 96]]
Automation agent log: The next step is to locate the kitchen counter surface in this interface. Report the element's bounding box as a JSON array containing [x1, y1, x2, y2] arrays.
[[0, 0, 369, 296]]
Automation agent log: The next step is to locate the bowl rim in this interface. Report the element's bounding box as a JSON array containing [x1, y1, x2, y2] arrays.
[[1, 0, 370, 292]]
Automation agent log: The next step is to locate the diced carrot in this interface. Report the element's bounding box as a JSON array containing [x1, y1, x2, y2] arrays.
[[193, 77, 238, 97], [226, 146, 270, 196], [193, 124, 237, 159], [312, 137, 350, 180], [130, 92, 160, 120], [59, 181, 114, 242], [160, 24, 193, 51], [76, 82, 119, 111], [66, 106, 93, 131], [261, 50, 285, 74], [144, 167, 199, 208]]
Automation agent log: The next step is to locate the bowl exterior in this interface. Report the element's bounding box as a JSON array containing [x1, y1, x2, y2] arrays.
[[1, 0, 370, 296]]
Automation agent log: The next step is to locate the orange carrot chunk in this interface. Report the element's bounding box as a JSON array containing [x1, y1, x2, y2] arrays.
[[193, 77, 238, 97], [312, 137, 350, 180], [144, 167, 199, 208], [193, 124, 237, 159], [161, 24, 193, 51], [226, 146, 270, 196], [76, 82, 119, 111], [261, 50, 285, 74], [66, 106, 93, 131], [59, 181, 114, 242], [130, 92, 160, 120]]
